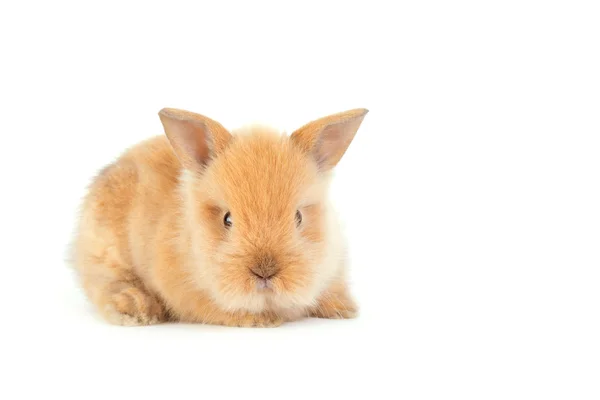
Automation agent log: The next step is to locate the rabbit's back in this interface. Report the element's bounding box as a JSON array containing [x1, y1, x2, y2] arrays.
[[72, 135, 182, 288]]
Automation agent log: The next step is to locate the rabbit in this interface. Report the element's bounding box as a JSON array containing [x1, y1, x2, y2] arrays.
[[70, 107, 368, 327]]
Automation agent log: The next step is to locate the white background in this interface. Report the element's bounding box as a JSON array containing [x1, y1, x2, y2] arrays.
[[1, 1, 599, 399]]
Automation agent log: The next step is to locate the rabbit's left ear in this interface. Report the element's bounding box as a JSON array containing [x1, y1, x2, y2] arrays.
[[290, 108, 368, 171], [158, 107, 232, 171]]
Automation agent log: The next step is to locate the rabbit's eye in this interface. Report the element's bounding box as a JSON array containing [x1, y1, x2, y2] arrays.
[[295, 210, 302, 226], [224, 212, 232, 227]]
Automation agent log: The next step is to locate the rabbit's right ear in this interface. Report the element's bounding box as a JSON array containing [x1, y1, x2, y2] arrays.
[[158, 108, 232, 171], [290, 108, 368, 171]]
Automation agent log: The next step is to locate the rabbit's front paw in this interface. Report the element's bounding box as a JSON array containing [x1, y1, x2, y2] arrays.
[[225, 312, 283, 328], [102, 285, 166, 326], [310, 286, 358, 320]]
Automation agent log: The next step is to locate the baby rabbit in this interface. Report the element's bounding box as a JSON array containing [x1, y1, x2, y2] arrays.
[[71, 107, 368, 327]]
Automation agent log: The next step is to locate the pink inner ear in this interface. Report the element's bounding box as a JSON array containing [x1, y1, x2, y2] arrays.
[[171, 120, 213, 169], [288, 108, 367, 169], [160, 107, 233, 171], [189, 124, 212, 166], [315, 123, 352, 169]]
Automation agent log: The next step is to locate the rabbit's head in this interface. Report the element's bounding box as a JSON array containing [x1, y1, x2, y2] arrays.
[[159, 107, 367, 314]]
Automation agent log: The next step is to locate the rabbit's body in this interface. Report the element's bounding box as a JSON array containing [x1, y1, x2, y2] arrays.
[[72, 108, 367, 327]]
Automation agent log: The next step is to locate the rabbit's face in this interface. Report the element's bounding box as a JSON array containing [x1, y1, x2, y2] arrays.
[[185, 129, 335, 313], [159, 106, 367, 314]]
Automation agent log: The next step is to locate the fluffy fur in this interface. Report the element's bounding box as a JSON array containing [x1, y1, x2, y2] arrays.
[[71, 107, 368, 327]]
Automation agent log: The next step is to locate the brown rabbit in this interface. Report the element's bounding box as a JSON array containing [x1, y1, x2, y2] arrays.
[[71, 107, 368, 327]]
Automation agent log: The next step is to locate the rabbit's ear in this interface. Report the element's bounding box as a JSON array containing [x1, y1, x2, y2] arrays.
[[158, 108, 232, 171], [290, 108, 368, 171]]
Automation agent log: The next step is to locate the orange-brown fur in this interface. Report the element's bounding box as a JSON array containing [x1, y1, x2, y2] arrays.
[[71, 108, 367, 327]]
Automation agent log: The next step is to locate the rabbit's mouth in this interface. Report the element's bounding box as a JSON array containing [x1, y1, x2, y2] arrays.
[[249, 263, 279, 291], [252, 272, 277, 291]]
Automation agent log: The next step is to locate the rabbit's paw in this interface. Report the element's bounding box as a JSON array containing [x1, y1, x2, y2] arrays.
[[103, 285, 166, 326], [310, 289, 358, 319], [224, 312, 284, 328]]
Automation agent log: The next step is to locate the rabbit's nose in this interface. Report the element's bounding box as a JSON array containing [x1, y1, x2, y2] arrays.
[[250, 268, 277, 279], [250, 255, 278, 279]]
